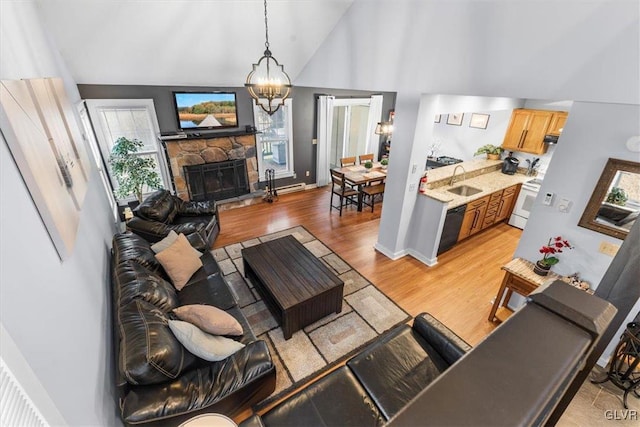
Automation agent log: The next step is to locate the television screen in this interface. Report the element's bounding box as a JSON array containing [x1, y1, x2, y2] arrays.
[[173, 91, 238, 130]]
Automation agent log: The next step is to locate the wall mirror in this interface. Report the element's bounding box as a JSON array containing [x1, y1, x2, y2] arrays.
[[578, 158, 640, 240]]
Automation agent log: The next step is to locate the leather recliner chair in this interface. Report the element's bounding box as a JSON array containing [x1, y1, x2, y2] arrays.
[[127, 190, 220, 251]]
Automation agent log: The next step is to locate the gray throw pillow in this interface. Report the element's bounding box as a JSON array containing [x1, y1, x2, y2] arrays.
[[168, 320, 245, 361]]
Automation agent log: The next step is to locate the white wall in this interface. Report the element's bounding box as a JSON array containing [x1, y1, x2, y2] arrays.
[[297, 0, 639, 357], [0, 2, 118, 425]]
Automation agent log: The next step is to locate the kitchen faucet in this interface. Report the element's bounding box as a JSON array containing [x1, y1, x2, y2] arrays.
[[450, 165, 467, 186]]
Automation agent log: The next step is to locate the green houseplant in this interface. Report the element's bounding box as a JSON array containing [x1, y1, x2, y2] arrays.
[[108, 137, 162, 203], [473, 144, 503, 160], [380, 158, 389, 169], [606, 187, 628, 206], [364, 160, 373, 170]]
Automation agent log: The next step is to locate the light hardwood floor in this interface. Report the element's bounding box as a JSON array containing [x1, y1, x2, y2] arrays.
[[216, 188, 621, 425], [215, 186, 518, 345]]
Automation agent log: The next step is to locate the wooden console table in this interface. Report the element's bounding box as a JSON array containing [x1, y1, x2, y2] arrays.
[[488, 258, 561, 323]]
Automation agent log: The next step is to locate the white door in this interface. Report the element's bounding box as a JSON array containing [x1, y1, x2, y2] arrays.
[[85, 99, 170, 202]]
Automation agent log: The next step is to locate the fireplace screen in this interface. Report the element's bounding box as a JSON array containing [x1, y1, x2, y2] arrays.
[[184, 159, 249, 201]]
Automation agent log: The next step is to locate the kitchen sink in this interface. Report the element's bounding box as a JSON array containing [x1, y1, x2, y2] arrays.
[[448, 185, 483, 197]]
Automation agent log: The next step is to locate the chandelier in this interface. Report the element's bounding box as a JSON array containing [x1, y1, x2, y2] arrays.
[[245, 0, 292, 115]]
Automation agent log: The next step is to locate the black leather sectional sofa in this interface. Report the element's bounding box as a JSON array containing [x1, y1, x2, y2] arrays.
[[241, 312, 471, 427], [127, 190, 220, 251], [111, 232, 276, 426], [241, 282, 616, 427]]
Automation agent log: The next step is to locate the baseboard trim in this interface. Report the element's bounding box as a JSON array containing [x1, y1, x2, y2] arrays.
[[374, 242, 408, 260], [407, 248, 438, 267]]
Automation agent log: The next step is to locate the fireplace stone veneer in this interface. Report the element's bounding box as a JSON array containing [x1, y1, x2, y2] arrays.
[[163, 133, 258, 201]]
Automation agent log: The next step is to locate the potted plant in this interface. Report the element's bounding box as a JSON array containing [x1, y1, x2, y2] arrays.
[[606, 187, 628, 206], [533, 235, 573, 276], [108, 137, 162, 205], [474, 144, 503, 160], [364, 160, 373, 170], [380, 158, 389, 169]]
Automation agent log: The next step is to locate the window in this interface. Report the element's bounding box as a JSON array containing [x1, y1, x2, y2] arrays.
[[85, 99, 169, 202], [253, 98, 294, 179]]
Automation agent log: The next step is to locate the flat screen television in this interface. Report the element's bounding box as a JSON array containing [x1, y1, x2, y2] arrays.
[[172, 91, 238, 131]]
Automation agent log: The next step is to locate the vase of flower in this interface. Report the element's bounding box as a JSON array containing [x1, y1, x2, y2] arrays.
[[534, 236, 573, 276]]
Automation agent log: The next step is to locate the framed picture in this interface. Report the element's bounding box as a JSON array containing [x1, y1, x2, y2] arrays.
[[434, 114, 441, 123], [447, 113, 464, 126], [469, 113, 490, 129]]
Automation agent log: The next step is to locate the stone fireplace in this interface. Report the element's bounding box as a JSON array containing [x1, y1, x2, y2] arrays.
[[163, 132, 259, 201]]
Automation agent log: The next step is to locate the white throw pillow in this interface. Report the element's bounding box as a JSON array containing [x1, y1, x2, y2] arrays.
[[168, 320, 245, 361]]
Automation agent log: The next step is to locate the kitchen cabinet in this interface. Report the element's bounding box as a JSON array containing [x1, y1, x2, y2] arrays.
[[458, 185, 520, 242], [495, 185, 519, 222], [482, 191, 503, 229], [547, 112, 568, 136], [502, 109, 556, 155], [458, 196, 489, 241]]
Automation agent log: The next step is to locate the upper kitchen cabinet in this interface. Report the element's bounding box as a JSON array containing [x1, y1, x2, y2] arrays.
[[547, 111, 568, 136], [502, 109, 552, 154]]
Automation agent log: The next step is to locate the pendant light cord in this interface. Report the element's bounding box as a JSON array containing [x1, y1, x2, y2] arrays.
[[263, 0, 270, 51]]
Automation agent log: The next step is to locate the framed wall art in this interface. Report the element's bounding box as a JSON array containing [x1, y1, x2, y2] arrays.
[[446, 113, 464, 126], [0, 77, 90, 260], [469, 113, 490, 129], [434, 114, 441, 123]]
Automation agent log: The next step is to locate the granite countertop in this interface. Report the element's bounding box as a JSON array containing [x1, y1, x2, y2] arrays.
[[422, 159, 534, 208]]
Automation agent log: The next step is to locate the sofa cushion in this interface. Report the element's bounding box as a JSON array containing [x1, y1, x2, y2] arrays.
[[135, 190, 177, 223], [119, 300, 196, 385], [121, 340, 276, 424], [155, 234, 203, 290], [347, 324, 448, 420], [112, 233, 165, 275], [262, 366, 385, 427], [114, 260, 178, 312], [168, 320, 245, 361], [173, 304, 243, 336], [178, 272, 236, 310]]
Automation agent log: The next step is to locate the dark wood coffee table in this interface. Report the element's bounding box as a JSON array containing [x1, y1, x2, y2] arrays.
[[241, 235, 344, 339]]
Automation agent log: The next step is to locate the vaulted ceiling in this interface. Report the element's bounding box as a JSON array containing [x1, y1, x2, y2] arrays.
[[35, 0, 354, 86]]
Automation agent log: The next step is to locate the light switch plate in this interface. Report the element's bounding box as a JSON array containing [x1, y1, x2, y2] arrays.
[[558, 197, 572, 213]]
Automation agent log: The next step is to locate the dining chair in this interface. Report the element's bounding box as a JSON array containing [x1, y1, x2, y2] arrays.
[[361, 178, 386, 212], [359, 153, 374, 164], [340, 156, 357, 167], [330, 169, 359, 216]]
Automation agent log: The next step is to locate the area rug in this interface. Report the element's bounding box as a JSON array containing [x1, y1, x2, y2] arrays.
[[211, 225, 411, 409]]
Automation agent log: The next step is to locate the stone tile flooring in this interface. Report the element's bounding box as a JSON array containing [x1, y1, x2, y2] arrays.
[[559, 366, 639, 426]]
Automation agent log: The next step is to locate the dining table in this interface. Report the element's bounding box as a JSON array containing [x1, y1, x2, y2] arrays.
[[333, 162, 387, 211]]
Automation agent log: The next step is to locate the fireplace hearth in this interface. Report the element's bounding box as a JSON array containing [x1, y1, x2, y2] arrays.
[[184, 160, 249, 202]]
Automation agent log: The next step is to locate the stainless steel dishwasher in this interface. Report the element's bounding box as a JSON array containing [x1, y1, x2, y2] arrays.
[[437, 204, 467, 255]]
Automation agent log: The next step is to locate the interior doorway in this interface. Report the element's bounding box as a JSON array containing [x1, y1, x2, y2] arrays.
[[329, 101, 372, 168], [316, 95, 383, 186]]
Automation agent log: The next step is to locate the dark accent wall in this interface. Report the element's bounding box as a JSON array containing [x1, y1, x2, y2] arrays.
[[78, 84, 396, 188]]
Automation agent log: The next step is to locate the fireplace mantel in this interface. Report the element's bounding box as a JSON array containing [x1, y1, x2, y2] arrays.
[[162, 132, 258, 201]]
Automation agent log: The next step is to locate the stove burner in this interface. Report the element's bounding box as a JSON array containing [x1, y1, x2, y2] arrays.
[[435, 156, 464, 165]]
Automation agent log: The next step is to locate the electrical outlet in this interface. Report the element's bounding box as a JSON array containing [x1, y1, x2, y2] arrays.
[[312, 138, 317, 145], [599, 241, 620, 257], [292, 172, 297, 179], [305, 171, 310, 177], [409, 183, 416, 192]]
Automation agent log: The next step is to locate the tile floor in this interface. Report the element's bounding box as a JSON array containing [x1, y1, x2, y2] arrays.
[[559, 366, 639, 426]]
